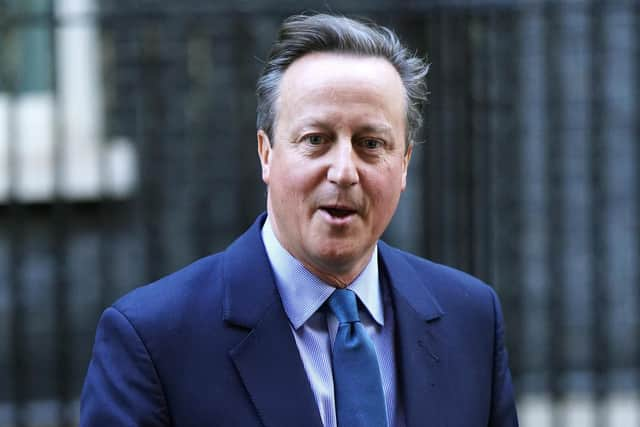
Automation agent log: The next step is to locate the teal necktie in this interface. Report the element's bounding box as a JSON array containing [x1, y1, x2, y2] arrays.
[[327, 289, 388, 427]]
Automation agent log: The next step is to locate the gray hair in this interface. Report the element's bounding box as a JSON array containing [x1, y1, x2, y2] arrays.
[[256, 13, 429, 147]]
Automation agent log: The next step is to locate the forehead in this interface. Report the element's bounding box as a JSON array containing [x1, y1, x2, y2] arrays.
[[276, 52, 406, 128], [280, 52, 404, 98]]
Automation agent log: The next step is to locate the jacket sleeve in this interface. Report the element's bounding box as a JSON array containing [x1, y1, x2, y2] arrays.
[[489, 290, 520, 427], [80, 307, 171, 426]]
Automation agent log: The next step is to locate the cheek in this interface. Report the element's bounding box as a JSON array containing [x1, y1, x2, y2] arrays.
[[271, 168, 315, 208], [365, 168, 404, 213], [280, 163, 323, 196]]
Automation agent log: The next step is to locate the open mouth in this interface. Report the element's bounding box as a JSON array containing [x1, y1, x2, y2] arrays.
[[321, 207, 356, 218]]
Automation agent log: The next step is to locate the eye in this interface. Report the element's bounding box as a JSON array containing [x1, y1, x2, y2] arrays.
[[302, 134, 327, 145], [359, 138, 384, 149]]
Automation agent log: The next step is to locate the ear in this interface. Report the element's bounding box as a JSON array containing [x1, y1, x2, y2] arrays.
[[401, 144, 413, 191], [257, 130, 272, 185]]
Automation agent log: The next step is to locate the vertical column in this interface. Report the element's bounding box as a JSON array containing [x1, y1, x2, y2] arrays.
[[636, 6, 640, 427], [134, 13, 170, 281], [231, 12, 272, 228], [421, 9, 445, 262], [51, 0, 71, 423], [383, 13, 428, 256], [158, 18, 196, 270], [517, 5, 551, 424], [484, 6, 523, 379], [100, 12, 145, 304], [189, 14, 240, 255], [588, 2, 608, 426], [422, 10, 475, 270], [183, 18, 218, 259], [468, 11, 492, 284], [543, 3, 566, 427], [1, 6, 28, 425], [558, 3, 595, 425], [56, 0, 103, 199], [599, 3, 639, 425], [8, 66, 26, 427]]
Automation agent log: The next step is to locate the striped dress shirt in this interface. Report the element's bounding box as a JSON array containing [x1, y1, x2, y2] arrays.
[[261, 218, 405, 427]]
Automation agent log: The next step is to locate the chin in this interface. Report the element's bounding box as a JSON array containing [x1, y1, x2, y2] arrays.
[[311, 242, 364, 268]]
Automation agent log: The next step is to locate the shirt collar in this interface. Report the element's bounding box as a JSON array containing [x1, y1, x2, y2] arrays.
[[261, 217, 384, 330]]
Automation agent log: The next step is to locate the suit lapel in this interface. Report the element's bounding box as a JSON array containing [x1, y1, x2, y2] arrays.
[[229, 301, 323, 427], [223, 215, 323, 427], [379, 242, 447, 427], [392, 290, 448, 427]]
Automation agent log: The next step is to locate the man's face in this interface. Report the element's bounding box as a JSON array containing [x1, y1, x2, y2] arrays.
[[258, 52, 412, 286]]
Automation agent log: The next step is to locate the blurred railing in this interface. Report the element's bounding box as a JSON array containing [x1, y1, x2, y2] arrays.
[[0, 1, 638, 426]]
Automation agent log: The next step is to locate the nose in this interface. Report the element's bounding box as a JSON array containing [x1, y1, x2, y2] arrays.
[[327, 140, 359, 187]]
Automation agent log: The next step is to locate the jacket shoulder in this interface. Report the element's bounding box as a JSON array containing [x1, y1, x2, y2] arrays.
[[403, 249, 492, 294], [381, 243, 500, 321], [111, 252, 225, 330]]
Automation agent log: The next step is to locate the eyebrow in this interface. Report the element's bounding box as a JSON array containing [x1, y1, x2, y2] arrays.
[[296, 120, 394, 135], [356, 124, 393, 136]]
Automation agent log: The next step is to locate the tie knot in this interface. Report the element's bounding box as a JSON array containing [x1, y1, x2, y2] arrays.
[[327, 289, 360, 324]]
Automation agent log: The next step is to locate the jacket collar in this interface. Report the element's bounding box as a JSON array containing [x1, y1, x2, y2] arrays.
[[377, 240, 444, 322], [223, 214, 445, 327], [222, 213, 278, 328]]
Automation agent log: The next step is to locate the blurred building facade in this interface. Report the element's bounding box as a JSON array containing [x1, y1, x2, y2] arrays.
[[0, 0, 638, 426]]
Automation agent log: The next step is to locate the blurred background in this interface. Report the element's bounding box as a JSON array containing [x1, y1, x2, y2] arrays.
[[0, 0, 638, 425]]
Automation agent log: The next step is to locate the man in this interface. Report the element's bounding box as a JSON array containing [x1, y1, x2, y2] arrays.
[[81, 13, 519, 427]]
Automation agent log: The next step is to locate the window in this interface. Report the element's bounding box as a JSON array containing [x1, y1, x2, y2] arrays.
[[0, 0, 136, 203]]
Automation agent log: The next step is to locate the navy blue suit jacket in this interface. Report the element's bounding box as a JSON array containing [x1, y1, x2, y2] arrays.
[[81, 214, 518, 426]]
